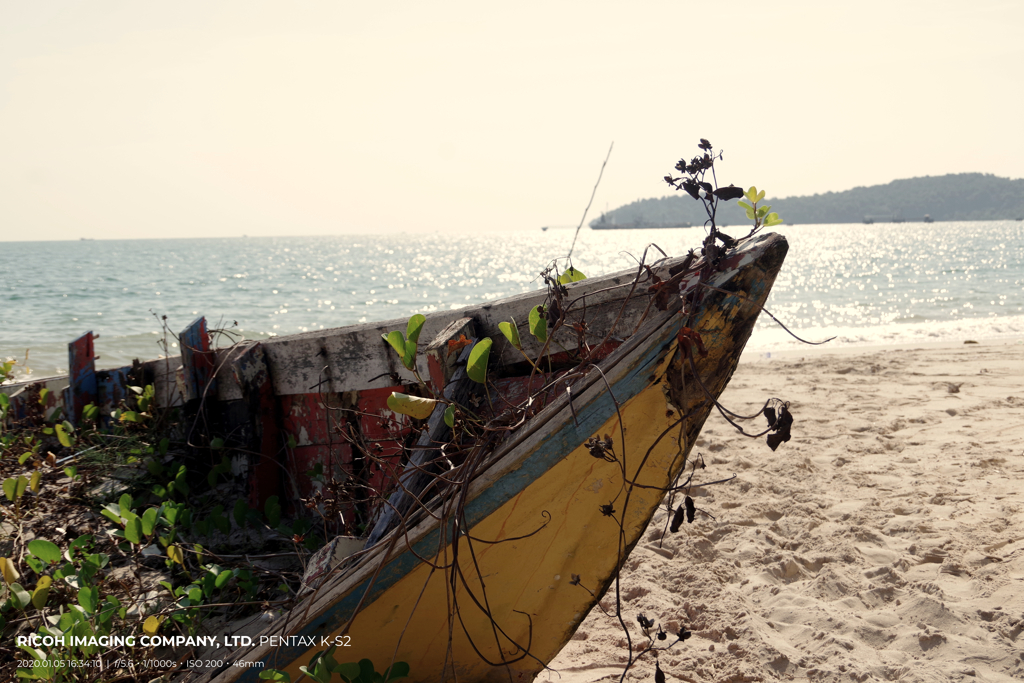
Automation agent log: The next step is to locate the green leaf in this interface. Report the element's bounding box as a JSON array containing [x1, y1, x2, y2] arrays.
[[322, 648, 340, 676], [24, 556, 43, 574], [27, 540, 61, 565], [385, 662, 411, 682], [39, 388, 50, 405], [31, 576, 52, 609], [443, 405, 456, 428], [118, 493, 133, 518], [401, 340, 417, 371], [158, 437, 170, 455], [77, 586, 99, 613], [123, 513, 143, 545], [498, 321, 521, 350], [764, 213, 783, 226], [53, 562, 73, 582], [65, 534, 92, 562], [2, 478, 16, 502], [167, 545, 184, 565], [335, 662, 362, 681], [386, 392, 437, 420], [210, 437, 225, 451], [10, 583, 31, 610], [173, 465, 190, 497], [382, 330, 406, 358], [84, 553, 109, 569], [406, 314, 426, 344], [756, 204, 770, 218], [557, 267, 587, 284], [55, 424, 73, 448], [745, 208, 756, 220], [29, 471, 41, 493], [142, 507, 160, 537], [63, 466, 78, 480], [528, 305, 548, 343], [215, 569, 233, 589], [737, 200, 752, 211], [358, 659, 375, 682], [466, 338, 492, 385], [14, 476, 28, 500], [100, 504, 121, 525], [145, 458, 164, 477], [163, 504, 181, 525], [259, 670, 291, 682], [201, 571, 216, 598]]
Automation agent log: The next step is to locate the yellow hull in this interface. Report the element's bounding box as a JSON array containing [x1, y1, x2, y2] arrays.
[[289, 350, 682, 682]]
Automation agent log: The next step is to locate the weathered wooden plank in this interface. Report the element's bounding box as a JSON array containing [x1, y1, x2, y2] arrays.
[[228, 342, 284, 508], [179, 316, 217, 403], [234, 263, 649, 396], [425, 317, 475, 393], [61, 331, 97, 425], [354, 386, 410, 505]]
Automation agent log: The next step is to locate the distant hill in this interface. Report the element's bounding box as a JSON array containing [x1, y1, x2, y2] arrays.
[[591, 173, 1024, 227]]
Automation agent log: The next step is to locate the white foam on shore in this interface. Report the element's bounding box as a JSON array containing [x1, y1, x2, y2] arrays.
[[746, 312, 1024, 352]]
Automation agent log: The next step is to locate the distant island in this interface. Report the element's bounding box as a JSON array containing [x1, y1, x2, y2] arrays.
[[591, 173, 1024, 228]]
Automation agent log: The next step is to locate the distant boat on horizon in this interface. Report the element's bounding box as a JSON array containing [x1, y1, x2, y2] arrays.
[[863, 211, 905, 224]]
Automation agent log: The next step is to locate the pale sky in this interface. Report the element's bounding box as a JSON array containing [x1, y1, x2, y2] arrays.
[[1, 0, 1021, 241]]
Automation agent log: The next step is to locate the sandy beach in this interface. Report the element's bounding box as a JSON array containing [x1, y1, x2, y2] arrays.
[[547, 338, 1024, 683]]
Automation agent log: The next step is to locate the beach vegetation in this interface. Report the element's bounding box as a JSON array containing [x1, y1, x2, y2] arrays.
[[381, 313, 425, 372], [0, 379, 323, 681]]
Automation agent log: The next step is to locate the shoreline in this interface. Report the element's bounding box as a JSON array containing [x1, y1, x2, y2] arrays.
[[741, 334, 1024, 363]]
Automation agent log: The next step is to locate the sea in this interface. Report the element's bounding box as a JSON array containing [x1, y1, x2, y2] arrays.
[[2, 221, 1022, 379]]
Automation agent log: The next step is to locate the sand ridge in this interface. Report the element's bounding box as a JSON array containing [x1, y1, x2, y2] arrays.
[[547, 340, 1024, 682]]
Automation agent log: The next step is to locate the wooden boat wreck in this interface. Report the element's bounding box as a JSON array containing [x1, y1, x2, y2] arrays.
[[1, 231, 788, 683]]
